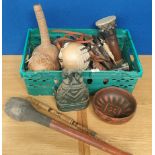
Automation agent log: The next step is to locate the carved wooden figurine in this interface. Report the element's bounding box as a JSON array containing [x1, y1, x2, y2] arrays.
[[55, 70, 89, 112]]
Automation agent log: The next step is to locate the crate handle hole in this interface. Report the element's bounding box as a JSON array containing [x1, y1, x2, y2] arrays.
[[103, 79, 109, 85], [87, 79, 93, 84]]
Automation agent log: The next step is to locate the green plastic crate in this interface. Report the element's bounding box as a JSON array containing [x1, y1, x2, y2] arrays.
[[20, 28, 143, 96]]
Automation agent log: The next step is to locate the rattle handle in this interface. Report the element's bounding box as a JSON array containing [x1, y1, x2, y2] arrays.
[[34, 4, 51, 46], [28, 97, 96, 136], [53, 113, 96, 136], [50, 120, 132, 155]]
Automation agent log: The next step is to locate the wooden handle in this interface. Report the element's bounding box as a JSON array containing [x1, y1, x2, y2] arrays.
[[28, 97, 96, 136], [50, 120, 132, 155], [34, 4, 51, 45]]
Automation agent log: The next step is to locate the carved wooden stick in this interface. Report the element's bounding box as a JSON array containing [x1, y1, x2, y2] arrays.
[[5, 97, 132, 155], [26, 97, 96, 136]]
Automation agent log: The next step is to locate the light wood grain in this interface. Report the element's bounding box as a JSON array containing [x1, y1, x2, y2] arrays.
[[2, 55, 152, 155], [77, 110, 90, 155]]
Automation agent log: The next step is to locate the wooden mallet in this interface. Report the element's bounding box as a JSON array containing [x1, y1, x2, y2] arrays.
[[5, 97, 132, 155]]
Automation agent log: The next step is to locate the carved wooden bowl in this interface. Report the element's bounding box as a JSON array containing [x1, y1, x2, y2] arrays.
[[93, 87, 137, 124]]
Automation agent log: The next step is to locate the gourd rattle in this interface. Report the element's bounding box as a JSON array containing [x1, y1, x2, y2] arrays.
[[28, 4, 60, 71]]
